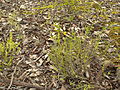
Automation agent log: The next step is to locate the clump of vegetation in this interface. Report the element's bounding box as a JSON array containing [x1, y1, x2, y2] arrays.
[[108, 24, 120, 46], [49, 23, 99, 89], [0, 0, 119, 89], [0, 32, 20, 71], [49, 22, 120, 89]]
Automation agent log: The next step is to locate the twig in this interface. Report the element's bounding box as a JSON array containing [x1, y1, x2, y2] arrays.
[[7, 59, 23, 90], [0, 57, 50, 89], [1, 78, 48, 90]]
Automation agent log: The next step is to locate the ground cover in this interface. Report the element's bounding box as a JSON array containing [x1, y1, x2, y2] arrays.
[[0, 0, 120, 90]]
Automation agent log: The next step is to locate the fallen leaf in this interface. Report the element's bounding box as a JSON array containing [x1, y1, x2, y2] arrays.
[[60, 85, 66, 90]]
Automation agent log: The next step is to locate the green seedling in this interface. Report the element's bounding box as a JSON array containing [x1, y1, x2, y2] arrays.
[[0, 32, 20, 71]]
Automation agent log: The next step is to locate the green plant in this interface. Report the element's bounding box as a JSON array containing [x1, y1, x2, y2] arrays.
[[49, 23, 100, 89], [22, 0, 119, 27], [108, 24, 120, 46], [7, 11, 21, 31], [0, 32, 20, 71], [69, 79, 93, 90], [22, 0, 93, 22]]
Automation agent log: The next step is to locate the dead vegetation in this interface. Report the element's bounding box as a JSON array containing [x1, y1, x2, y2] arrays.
[[0, 0, 120, 90]]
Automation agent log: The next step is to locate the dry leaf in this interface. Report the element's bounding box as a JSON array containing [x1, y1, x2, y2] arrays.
[[60, 85, 66, 90]]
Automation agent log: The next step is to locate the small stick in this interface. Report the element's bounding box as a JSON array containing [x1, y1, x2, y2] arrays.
[[1, 78, 49, 90]]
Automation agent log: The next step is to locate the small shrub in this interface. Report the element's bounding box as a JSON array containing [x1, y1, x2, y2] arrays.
[[49, 23, 99, 89], [49, 22, 120, 89], [0, 32, 20, 71]]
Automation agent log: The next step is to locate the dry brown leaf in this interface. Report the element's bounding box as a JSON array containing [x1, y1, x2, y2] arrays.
[[59, 85, 66, 90]]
